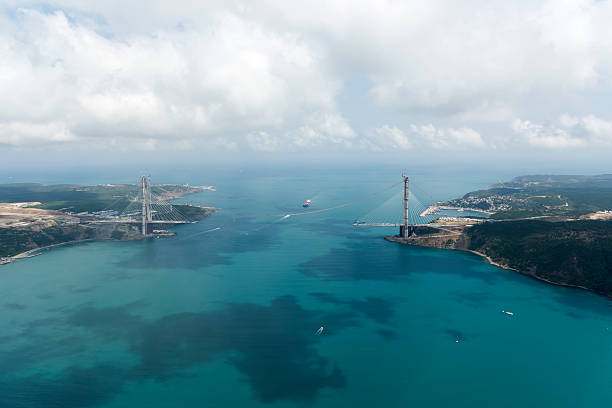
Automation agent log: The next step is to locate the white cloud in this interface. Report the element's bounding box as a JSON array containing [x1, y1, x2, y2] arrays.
[[372, 125, 412, 150], [2, 1, 612, 154], [246, 131, 282, 152], [291, 112, 357, 149], [371, 124, 484, 150], [0, 121, 78, 146], [512, 115, 612, 148], [0, 8, 338, 149], [412, 125, 485, 149]]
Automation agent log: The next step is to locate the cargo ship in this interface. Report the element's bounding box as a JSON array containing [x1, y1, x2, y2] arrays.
[[303, 199, 312, 207]]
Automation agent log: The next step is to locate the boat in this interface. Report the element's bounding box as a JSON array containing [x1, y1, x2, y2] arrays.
[[501, 310, 514, 316], [303, 199, 312, 207]]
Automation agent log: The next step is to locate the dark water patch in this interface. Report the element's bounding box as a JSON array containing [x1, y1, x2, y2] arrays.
[[445, 329, 466, 341], [0, 317, 86, 371], [0, 334, 88, 374], [0, 365, 126, 408], [69, 305, 145, 341], [2, 295, 399, 404], [299, 218, 372, 240], [102, 269, 150, 281], [4, 303, 25, 310], [447, 290, 496, 308], [300, 248, 407, 281], [127, 295, 358, 401], [551, 291, 612, 318], [24, 317, 62, 329], [37, 293, 54, 300], [65, 285, 95, 294], [309, 293, 395, 324], [348, 297, 394, 325], [564, 310, 586, 319], [309, 292, 343, 304], [301, 242, 510, 284], [376, 329, 397, 340], [118, 217, 282, 271], [53, 296, 369, 403]]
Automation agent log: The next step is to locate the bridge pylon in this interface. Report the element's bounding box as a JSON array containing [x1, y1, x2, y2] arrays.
[[399, 172, 415, 238], [141, 175, 153, 236]]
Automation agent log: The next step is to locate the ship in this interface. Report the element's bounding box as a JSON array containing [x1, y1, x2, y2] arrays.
[[303, 199, 312, 207]]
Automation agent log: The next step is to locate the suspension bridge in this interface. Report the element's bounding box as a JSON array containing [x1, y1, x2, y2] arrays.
[[93, 176, 195, 236], [214, 172, 484, 239], [351, 173, 479, 238], [95, 173, 481, 239]]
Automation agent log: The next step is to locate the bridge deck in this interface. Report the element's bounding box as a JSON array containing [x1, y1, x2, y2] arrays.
[[353, 222, 468, 227], [92, 220, 189, 224]]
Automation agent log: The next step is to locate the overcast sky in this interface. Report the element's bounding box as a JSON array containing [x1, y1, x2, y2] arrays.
[[2, 0, 612, 170]]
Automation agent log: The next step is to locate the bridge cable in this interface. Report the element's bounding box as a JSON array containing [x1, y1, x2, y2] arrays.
[[219, 180, 404, 218]]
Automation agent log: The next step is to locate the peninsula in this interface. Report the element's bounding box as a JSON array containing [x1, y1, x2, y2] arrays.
[[388, 175, 612, 298], [0, 182, 214, 262]]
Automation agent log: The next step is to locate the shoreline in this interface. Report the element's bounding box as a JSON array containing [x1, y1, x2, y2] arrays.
[[1, 192, 216, 265], [10, 238, 101, 261], [386, 236, 608, 300], [465, 248, 596, 295]]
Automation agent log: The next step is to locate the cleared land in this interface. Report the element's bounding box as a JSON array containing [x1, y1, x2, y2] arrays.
[[0, 183, 214, 260]]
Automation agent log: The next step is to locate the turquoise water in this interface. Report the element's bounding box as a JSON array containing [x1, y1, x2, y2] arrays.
[[1, 168, 611, 407]]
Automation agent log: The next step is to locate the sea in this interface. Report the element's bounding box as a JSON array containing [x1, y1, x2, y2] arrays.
[[1, 165, 611, 407]]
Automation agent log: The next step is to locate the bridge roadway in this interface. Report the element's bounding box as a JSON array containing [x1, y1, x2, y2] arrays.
[[353, 215, 559, 228], [352, 222, 472, 227], [90, 219, 189, 224]]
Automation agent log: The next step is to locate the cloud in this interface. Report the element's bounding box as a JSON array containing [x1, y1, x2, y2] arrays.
[[0, 121, 78, 146], [246, 131, 282, 152], [291, 112, 357, 149], [371, 124, 484, 150], [512, 115, 612, 148], [2, 1, 612, 154], [0, 8, 338, 149], [371, 125, 412, 150]]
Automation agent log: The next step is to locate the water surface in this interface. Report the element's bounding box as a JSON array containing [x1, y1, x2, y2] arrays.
[[1, 169, 611, 407]]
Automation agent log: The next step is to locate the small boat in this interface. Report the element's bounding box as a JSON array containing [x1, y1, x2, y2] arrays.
[[303, 199, 312, 207], [315, 326, 324, 335], [501, 310, 514, 316]]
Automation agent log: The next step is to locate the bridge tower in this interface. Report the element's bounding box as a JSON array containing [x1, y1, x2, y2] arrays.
[[399, 172, 415, 238], [141, 176, 152, 236]]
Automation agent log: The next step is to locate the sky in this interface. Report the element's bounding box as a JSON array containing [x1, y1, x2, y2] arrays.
[[1, 0, 612, 172]]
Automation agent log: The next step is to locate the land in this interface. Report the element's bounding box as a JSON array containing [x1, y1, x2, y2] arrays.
[[0, 183, 214, 262], [388, 175, 612, 298], [431, 174, 612, 220]]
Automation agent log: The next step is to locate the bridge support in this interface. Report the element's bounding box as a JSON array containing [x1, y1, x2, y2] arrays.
[[400, 172, 414, 238], [141, 176, 152, 236]]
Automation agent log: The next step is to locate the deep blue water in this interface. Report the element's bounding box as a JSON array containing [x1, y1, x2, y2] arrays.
[[1, 168, 611, 407]]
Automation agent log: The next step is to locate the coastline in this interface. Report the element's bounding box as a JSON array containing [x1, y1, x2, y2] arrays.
[[386, 236, 605, 299], [2, 207, 217, 266], [10, 238, 100, 260], [465, 248, 595, 295]]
